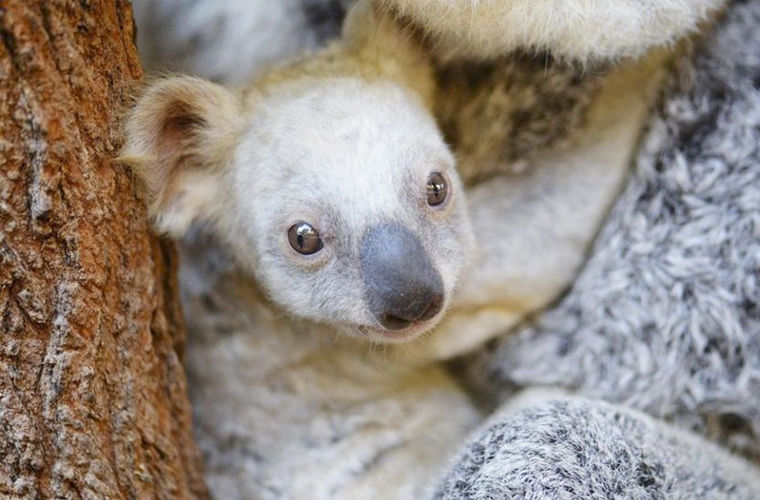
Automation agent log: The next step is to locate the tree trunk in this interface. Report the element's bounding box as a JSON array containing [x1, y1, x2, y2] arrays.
[[0, 1, 208, 498]]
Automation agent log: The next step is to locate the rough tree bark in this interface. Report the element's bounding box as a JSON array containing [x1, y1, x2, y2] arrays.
[[0, 1, 208, 498]]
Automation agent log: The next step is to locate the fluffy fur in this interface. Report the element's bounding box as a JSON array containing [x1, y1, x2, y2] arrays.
[[447, 0, 760, 494], [469, 0, 760, 458], [435, 55, 605, 184], [436, 391, 760, 499], [133, 0, 351, 84], [127, 1, 658, 496], [382, 0, 728, 63], [120, 77, 243, 235]]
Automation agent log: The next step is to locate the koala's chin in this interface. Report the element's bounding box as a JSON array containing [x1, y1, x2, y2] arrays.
[[344, 303, 450, 345], [356, 319, 443, 344]]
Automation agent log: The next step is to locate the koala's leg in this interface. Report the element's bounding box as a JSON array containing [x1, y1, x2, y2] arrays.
[[434, 390, 760, 500]]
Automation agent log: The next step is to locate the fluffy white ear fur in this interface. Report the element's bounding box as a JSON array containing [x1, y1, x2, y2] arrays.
[[380, 0, 728, 62], [121, 76, 243, 236]]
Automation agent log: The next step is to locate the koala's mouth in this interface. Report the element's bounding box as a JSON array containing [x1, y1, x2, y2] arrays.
[[358, 309, 445, 343]]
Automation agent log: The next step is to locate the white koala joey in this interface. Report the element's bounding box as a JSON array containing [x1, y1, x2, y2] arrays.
[[123, 1, 671, 498], [125, 8, 473, 498]]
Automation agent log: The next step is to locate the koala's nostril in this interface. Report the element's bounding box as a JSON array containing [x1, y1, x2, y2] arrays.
[[418, 294, 443, 322], [381, 289, 440, 328], [380, 314, 413, 331]]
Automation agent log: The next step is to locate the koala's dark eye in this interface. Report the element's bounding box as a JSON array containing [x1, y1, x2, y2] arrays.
[[426, 172, 448, 206], [288, 221, 323, 255]]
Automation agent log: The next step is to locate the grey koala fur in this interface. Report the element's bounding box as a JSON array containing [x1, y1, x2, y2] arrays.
[[133, 0, 352, 84], [435, 394, 760, 499], [443, 0, 760, 496]]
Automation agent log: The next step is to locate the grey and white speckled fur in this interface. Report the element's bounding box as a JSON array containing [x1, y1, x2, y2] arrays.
[[444, 0, 760, 496], [436, 391, 760, 499]]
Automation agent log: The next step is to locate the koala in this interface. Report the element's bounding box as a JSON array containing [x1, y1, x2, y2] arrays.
[[124, 6, 477, 498], [125, 1, 682, 497]]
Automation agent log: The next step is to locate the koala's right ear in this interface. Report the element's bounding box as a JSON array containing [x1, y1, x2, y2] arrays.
[[121, 76, 243, 236]]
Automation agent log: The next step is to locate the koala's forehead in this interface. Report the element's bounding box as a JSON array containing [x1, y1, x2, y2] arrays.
[[251, 77, 442, 156], [232, 78, 449, 226]]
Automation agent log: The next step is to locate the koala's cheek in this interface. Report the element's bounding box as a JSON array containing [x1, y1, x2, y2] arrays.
[[259, 258, 370, 326], [436, 229, 472, 294]]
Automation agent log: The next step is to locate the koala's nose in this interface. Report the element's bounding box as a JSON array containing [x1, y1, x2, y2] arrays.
[[360, 223, 444, 330]]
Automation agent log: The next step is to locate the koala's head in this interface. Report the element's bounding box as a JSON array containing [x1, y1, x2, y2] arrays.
[[123, 62, 471, 343]]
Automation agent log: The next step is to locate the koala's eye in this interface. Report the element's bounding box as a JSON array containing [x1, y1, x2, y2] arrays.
[[426, 172, 448, 206], [288, 221, 324, 255]]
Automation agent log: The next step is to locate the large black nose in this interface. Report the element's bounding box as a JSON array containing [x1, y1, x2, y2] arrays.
[[360, 223, 444, 330]]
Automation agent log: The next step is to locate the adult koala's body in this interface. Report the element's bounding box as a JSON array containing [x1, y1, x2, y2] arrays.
[[385, 0, 760, 497]]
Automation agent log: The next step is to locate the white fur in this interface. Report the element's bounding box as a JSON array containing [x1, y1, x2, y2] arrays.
[[220, 78, 473, 334], [182, 262, 482, 498], [382, 0, 727, 62]]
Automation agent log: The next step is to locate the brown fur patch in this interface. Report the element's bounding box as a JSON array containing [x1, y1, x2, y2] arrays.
[[435, 54, 607, 185]]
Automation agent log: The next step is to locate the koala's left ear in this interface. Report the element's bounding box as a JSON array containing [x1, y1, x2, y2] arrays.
[[121, 76, 243, 236]]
